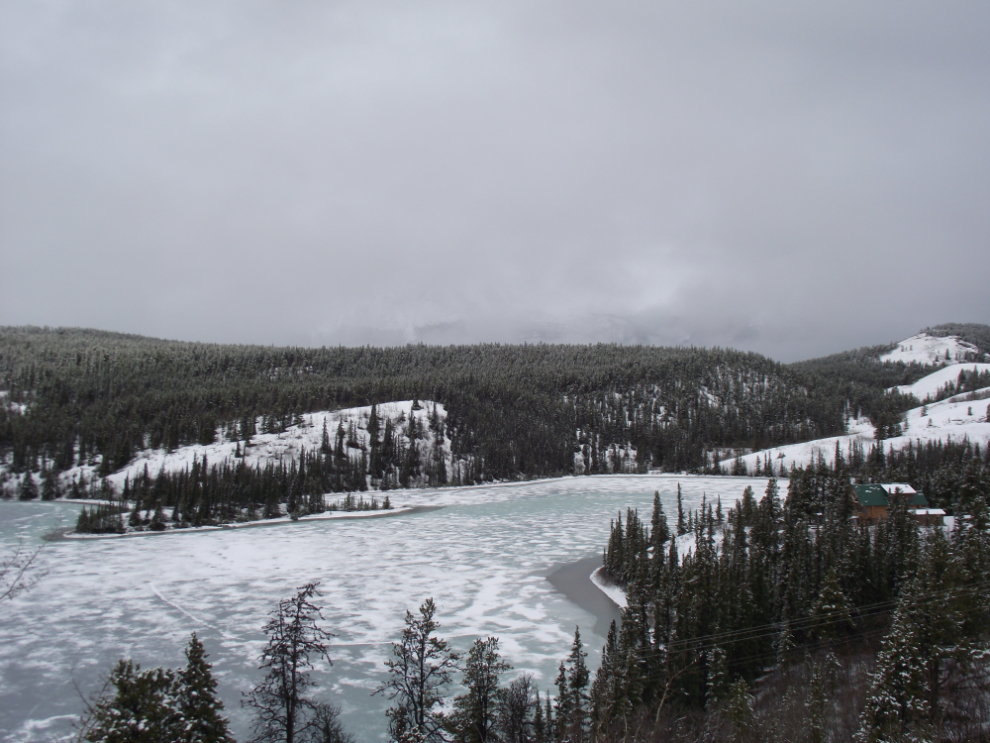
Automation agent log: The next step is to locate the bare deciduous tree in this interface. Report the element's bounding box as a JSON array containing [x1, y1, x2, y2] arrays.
[[0, 537, 45, 604]]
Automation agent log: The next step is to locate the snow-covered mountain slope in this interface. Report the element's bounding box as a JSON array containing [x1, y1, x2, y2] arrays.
[[54, 400, 450, 492], [880, 333, 984, 365], [890, 363, 990, 401], [719, 386, 990, 473]]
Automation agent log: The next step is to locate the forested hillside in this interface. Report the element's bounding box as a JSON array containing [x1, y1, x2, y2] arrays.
[[925, 322, 990, 356], [590, 472, 990, 741], [1, 325, 984, 501]]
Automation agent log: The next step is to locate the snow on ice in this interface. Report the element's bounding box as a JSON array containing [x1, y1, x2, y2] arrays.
[[0, 474, 772, 743]]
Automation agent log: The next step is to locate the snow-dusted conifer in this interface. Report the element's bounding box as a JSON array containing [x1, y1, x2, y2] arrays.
[[176, 633, 233, 743], [375, 597, 459, 743], [243, 582, 338, 743], [856, 591, 932, 742], [451, 637, 510, 743], [809, 567, 855, 643], [82, 660, 182, 742]]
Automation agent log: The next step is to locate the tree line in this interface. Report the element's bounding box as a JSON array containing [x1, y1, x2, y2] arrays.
[[3, 325, 959, 492], [731, 434, 990, 515]]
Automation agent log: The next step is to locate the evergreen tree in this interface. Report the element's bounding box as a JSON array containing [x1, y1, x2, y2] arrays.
[[722, 679, 756, 742], [649, 490, 670, 575], [176, 633, 234, 743], [19, 472, 38, 501], [81, 634, 233, 743], [82, 660, 182, 743], [243, 582, 339, 743], [41, 468, 61, 500], [552, 662, 571, 743], [375, 598, 459, 743], [809, 568, 855, 643], [676, 484, 687, 536], [856, 585, 932, 742], [532, 690, 546, 743], [451, 637, 511, 743], [739, 485, 756, 526], [554, 628, 590, 742]]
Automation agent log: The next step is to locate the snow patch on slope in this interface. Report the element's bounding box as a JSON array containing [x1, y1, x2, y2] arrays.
[[55, 400, 449, 492], [880, 333, 982, 366], [720, 383, 990, 473], [890, 364, 990, 401]]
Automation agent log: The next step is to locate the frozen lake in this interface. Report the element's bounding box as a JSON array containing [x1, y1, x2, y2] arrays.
[[0, 474, 769, 742]]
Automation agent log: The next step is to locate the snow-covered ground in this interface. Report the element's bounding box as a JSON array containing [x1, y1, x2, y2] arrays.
[[880, 333, 984, 365], [590, 568, 627, 609], [0, 474, 772, 743], [889, 363, 990, 401], [11, 400, 450, 496], [719, 370, 990, 473]]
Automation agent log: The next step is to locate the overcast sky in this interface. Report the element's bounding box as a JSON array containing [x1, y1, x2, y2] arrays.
[[2, 1, 988, 361]]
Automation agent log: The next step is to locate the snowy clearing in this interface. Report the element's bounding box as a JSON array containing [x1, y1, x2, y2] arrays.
[[720, 385, 990, 473], [880, 333, 985, 366], [28, 400, 450, 496], [889, 363, 990, 401]]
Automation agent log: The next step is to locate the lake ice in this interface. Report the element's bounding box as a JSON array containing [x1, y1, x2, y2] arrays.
[[0, 474, 770, 742]]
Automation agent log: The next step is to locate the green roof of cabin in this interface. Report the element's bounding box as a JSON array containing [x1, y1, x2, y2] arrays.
[[853, 484, 928, 508]]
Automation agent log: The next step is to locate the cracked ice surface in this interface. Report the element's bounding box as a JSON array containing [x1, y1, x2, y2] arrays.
[[0, 475, 771, 742]]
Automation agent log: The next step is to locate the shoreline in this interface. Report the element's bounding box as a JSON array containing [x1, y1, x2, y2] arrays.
[[546, 555, 623, 637], [43, 505, 443, 542]]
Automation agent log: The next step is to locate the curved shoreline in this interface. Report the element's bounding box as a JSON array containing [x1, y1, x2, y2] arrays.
[[546, 554, 623, 637]]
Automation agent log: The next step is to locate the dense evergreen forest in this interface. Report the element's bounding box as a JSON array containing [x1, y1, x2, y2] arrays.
[[4, 324, 975, 500], [589, 442, 990, 741]]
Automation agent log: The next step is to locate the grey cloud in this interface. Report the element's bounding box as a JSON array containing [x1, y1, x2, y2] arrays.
[[1, 0, 988, 361]]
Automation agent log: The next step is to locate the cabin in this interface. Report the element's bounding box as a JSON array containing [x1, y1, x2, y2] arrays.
[[912, 508, 947, 527], [852, 483, 944, 526]]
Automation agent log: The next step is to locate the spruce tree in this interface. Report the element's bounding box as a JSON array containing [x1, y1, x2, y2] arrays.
[[723, 679, 756, 741], [41, 468, 61, 500], [648, 491, 670, 573], [856, 588, 932, 742], [676, 484, 687, 536], [532, 689, 546, 743], [552, 662, 571, 743], [243, 582, 339, 743], [19, 472, 38, 501], [451, 637, 510, 743], [82, 660, 182, 742], [375, 598, 459, 743], [809, 568, 855, 643], [176, 633, 234, 743], [556, 628, 590, 742]]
